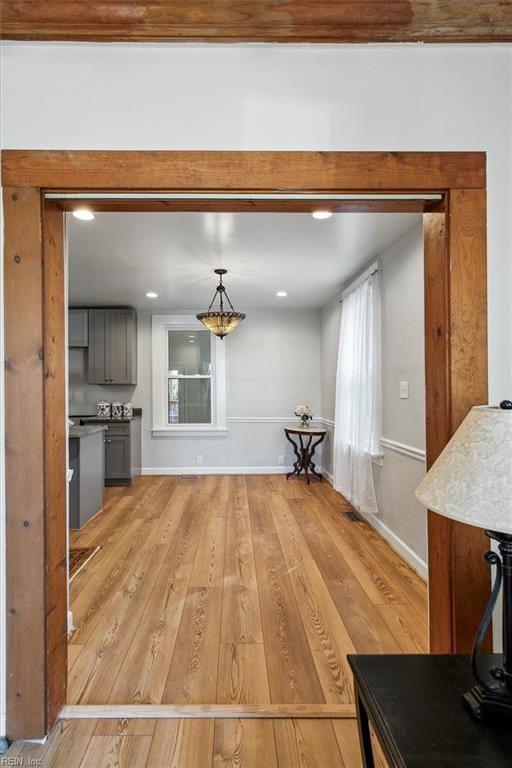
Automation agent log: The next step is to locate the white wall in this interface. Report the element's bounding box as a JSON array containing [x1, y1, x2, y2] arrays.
[[320, 222, 427, 575], [1, 41, 511, 735], [373, 223, 427, 572], [86, 308, 320, 472], [140, 308, 321, 471], [1, 42, 510, 401]]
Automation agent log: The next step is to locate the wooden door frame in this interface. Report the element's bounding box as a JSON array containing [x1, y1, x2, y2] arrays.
[[1, 149, 488, 740]]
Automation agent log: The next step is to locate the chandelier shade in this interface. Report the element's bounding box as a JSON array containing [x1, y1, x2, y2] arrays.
[[196, 269, 246, 339]]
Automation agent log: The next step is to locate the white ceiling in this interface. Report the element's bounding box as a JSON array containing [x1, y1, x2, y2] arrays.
[[67, 211, 420, 310]]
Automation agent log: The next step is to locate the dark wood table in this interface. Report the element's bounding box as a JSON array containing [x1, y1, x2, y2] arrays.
[[349, 653, 512, 768], [284, 424, 327, 484]]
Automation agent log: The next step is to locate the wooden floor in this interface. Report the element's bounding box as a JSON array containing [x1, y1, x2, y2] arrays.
[[8, 474, 426, 766], [67, 475, 427, 708], [7, 716, 385, 767]]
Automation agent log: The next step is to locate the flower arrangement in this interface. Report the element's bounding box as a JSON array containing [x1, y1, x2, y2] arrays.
[[295, 404, 313, 427]]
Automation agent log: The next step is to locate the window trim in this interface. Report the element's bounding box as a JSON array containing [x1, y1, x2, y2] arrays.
[[151, 314, 226, 437]]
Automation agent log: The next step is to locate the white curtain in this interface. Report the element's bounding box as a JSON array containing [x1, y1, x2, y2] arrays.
[[333, 271, 381, 517]]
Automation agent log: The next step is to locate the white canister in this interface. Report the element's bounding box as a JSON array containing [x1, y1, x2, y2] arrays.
[[123, 402, 133, 419], [96, 400, 111, 418], [111, 402, 123, 419]]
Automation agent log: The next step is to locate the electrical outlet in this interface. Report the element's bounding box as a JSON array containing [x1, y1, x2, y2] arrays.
[[278, 454, 284, 465], [399, 381, 409, 399], [196, 454, 203, 465]]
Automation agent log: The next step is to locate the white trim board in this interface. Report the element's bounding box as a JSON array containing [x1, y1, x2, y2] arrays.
[[380, 437, 426, 462], [226, 416, 291, 423], [141, 465, 294, 476], [318, 417, 335, 428], [321, 468, 334, 484], [151, 313, 226, 435], [358, 508, 428, 580], [321, 472, 427, 580]]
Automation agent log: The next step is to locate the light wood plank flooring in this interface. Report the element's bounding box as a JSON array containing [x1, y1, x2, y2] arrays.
[[8, 475, 424, 766], [67, 475, 427, 707], [6, 716, 392, 768]]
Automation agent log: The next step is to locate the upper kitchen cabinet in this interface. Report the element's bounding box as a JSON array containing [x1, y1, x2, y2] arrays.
[[68, 309, 89, 347], [88, 308, 137, 385]]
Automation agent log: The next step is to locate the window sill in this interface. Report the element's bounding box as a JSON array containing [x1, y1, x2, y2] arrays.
[[151, 427, 228, 438]]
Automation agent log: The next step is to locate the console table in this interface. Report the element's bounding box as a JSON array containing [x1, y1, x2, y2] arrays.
[[284, 425, 326, 484], [348, 653, 512, 768]]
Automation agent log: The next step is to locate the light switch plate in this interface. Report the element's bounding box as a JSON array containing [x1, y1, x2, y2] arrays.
[[399, 381, 409, 399]]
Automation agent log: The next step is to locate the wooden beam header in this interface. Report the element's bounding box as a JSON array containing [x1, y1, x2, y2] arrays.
[[1, 150, 486, 192], [1, 1, 511, 43]]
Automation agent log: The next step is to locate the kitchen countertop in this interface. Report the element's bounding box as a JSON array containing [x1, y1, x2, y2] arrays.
[[70, 408, 142, 425], [69, 425, 106, 439], [79, 415, 141, 425]]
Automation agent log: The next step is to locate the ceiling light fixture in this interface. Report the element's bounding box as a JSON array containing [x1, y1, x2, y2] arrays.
[[312, 210, 333, 220], [196, 268, 246, 340], [276, 291, 288, 297], [72, 208, 95, 221], [146, 291, 158, 298]]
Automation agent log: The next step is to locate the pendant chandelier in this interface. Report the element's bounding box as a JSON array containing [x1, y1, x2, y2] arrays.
[[196, 268, 246, 339]]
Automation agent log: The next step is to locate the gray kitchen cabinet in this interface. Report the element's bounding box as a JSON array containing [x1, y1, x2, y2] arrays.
[[87, 308, 137, 385], [68, 308, 89, 347], [79, 414, 142, 486], [104, 433, 131, 482], [102, 417, 142, 486], [68, 426, 105, 529]]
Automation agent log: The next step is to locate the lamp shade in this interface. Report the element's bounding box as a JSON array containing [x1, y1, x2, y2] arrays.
[[415, 406, 512, 534]]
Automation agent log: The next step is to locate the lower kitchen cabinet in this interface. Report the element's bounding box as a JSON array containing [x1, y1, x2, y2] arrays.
[[68, 426, 105, 529], [78, 414, 142, 487], [103, 417, 141, 486]]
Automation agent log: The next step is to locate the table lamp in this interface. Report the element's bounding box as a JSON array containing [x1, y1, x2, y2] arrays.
[[416, 401, 512, 720]]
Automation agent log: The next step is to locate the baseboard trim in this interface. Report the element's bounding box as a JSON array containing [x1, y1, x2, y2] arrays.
[[321, 471, 427, 581], [60, 704, 355, 720], [322, 468, 334, 484], [141, 466, 293, 476], [358, 509, 427, 580]]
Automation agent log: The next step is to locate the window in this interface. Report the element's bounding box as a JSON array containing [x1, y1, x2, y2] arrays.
[[152, 315, 226, 436]]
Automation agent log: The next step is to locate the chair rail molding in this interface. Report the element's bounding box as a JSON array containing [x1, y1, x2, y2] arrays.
[[226, 416, 291, 423], [318, 417, 335, 428], [380, 437, 426, 462]]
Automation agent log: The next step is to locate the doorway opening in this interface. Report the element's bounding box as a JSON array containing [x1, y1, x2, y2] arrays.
[[2, 150, 488, 740], [63, 203, 428, 711]]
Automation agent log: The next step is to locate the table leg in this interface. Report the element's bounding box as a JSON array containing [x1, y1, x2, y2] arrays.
[[285, 430, 301, 479], [308, 433, 326, 481], [355, 691, 376, 768], [302, 433, 311, 484]]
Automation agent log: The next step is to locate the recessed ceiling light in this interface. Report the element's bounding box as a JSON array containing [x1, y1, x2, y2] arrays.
[[146, 291, 158, 298], [72, 208, 95, 221], [312, 210, 333, 220], [276, 291, 288, 297]]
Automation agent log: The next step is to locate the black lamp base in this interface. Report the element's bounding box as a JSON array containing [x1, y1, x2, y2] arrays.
[[464, 685, 512, 720], [464, 529, 512, 722]]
